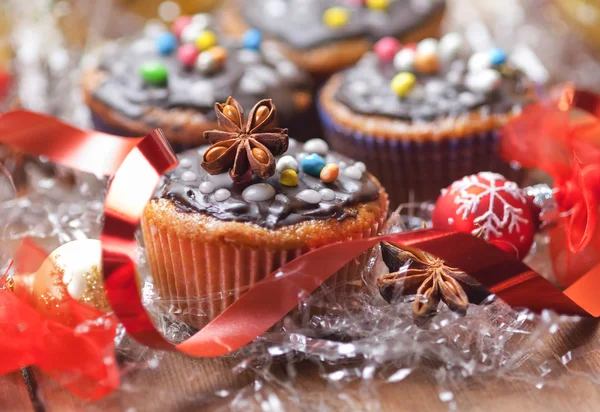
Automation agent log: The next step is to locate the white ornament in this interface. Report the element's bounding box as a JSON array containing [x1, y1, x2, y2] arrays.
[[465, 69, 502, 94], [438, 33, 463, 63], [393, 48, 416, 72], [344, 165, 363, 180], [319, 188, 336, 201], [425, 80, 446, 97], [181, 171, 196, 181], [242, 183, 276, 202], [213, 188, 231, 202], [448, 172, 528, 240], [276, 155, 299, 172], [276, 61, 301, 81], [303, 138, 329, 156], [179, 158, 192, 168], [468, 52, 491, 72], [199, 181, 215, 194], [348, 81, 370, 97], [181, 23, 204, 44], [458, 91, 478, 106], [417, 38, 438, 56], [296, 189, 321, 204]]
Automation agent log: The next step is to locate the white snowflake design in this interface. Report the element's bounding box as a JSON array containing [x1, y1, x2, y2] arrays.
[[444, 172, 528, 240]]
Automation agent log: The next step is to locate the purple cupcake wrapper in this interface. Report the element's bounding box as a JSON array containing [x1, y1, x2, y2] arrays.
[[318, 105, 524, 208]]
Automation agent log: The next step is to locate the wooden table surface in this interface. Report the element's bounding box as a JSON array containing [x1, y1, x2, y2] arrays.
[[3, 317, 600, 412]]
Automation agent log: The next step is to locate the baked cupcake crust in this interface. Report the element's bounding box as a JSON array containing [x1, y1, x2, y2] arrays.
[[221, 4, 445, 74]]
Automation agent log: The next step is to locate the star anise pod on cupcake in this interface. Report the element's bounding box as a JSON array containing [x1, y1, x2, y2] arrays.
[[378, 242, 491, 319], [201, 97, 289, 182]]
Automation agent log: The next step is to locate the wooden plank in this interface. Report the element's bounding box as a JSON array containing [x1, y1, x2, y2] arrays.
[[0, 370, 35, 412], [28, 318, 600, 411], [34, 352, 255, 412]]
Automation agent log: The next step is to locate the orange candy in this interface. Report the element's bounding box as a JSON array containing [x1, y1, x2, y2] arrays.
[[320, 163, 339, 183]]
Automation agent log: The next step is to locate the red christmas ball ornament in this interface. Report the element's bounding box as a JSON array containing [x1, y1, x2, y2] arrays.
[[374, 37, 401, 63], [432, 172, 537, 259]]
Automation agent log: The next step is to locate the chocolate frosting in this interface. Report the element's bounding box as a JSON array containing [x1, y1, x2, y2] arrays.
[[159, 139, 381, 228], [240, 0, 445, 50], [334, 52, 533, 121], [92, 33, 311, 124]]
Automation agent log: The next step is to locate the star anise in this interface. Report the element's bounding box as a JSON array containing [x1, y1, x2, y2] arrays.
[[378, 242, 491, 319], [201, 97, 289, 182]]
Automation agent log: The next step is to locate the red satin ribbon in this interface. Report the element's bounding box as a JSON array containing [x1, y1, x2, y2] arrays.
[[0, 109, 594, 391]]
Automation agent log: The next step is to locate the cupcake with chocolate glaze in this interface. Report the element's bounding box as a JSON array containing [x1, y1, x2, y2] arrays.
[[141, 97, 388, 327], [82, 14, 313, 151], [221, 0, 446, 81], [319, 33, 534, 206]]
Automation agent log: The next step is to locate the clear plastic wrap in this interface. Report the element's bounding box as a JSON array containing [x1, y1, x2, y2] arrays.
[[0, 163, 598, 410]]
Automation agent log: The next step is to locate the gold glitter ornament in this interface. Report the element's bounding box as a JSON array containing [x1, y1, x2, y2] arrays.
[[10, 239, 139, 318]]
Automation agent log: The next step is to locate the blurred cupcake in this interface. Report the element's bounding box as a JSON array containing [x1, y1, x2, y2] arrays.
[[221, 0, 446, 81], [82, 14, 313, 151], [319, 33, 534, 207], [141, 97, 388, 327]]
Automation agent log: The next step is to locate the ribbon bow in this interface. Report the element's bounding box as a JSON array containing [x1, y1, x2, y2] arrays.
[[501, 85, 600, 286]]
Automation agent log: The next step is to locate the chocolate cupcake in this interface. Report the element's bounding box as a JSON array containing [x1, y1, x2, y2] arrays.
[[319, 33, 534, 206], [82, 14, 313, 151], [221, 0, 446, 81], [141, 97, 388, 327]]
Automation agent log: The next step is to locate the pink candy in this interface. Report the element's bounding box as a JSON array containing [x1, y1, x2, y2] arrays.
[[177, 44, 199, 68], [374, 37, 401, 63], [172, 16, 192, 39]]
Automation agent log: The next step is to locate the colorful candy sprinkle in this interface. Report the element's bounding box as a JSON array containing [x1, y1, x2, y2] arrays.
[[374, 37, 401, 63], [465, 69, 502, 94], [323, 7, 351, 28], [243, 28, 263, 51], [303, 138, 329, 156], [181, 23, 203, 44], [296, 189, 321, 204], [319, 188, 336, 201], [280, 169, 299, 187], [276, 155, 299, 172], [192, 13, 212, 30], [489, 47, 507, 66], [301, 153, 327, 176], [438, 32, 463, 62], [242, 183, 276, 202], [366, 0, 389, 10], [214, 188, 231, 202], [195, 30, 217, 51], [140, 61, 168, 85], [172, 15, 192, 39], [320, 163, 340, 183], [393, 48, 415, 72], [344, 165, 363, 180], [416, 38, 438, 56], [177, 44, 199, 68], [468, 52, 491, 72], [156, 32, 177, 55], [414, 52, 440, 74], [391, 72, 416, 97], [196, 52, 217, 74]]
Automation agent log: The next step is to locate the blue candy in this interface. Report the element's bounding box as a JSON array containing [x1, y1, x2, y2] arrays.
[[156, 32, 177, 55], [301, 154, 326, 177], [243, 29, 263, 51], [489, 47, 507, 66]]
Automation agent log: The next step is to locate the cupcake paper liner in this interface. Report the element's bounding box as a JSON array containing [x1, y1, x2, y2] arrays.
[[318, 106, 524, 208], [141, 216, 383, 329]]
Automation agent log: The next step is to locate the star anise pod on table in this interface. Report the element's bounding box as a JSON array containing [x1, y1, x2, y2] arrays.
[[201, 97, 289, 182], [378, 242, 491, 319]]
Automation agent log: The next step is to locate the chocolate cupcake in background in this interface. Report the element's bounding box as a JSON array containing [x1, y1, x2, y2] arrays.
[[141, 97, 388, 328], [82, 14, 313, 151], [221, 0, 446, 83], [318, 33, 534, 207]]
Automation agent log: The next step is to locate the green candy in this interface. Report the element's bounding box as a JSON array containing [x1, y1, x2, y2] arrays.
[[140, 61, 168, 85]]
